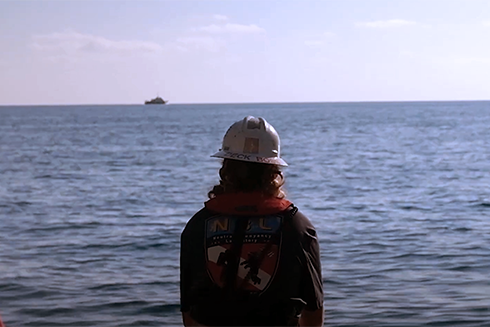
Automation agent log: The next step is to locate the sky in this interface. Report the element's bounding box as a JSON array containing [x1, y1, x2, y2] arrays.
[[1, 0, 490, 105]]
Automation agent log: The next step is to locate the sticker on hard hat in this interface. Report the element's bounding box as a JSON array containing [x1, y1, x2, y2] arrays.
[[243, 138, 259, 154]]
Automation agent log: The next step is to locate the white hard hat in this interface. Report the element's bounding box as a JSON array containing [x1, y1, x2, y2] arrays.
[[211, 116, 288, 167]]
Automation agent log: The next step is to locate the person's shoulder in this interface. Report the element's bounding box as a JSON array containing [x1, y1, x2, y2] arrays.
[[286, 206, 314, 228], [190, 207, 211, 221], [285, 206, 318, 239], [182, 207, 212, 235]]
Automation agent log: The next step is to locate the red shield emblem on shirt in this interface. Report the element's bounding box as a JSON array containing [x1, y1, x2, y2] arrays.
[[205, 215, 282, 293]]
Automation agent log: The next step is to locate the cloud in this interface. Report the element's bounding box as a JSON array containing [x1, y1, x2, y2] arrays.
[[176, 18, 264, 52], [483, 21, 490, 27], [32, 31, 163, 56], [399, 50, 416, 58], [176, 36, 224, 52], [438, 56, 490, 65], [356, 19, 418, 28], [304, 40, 324, 47], [196, 23, 265, 34], [213, 14, 229, 22], [304, 31, 335, 48]]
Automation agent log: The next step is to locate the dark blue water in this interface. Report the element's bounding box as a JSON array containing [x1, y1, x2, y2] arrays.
[[1, 102, 490, 326]]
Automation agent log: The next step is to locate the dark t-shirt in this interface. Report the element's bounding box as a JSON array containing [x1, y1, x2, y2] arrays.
[[180, 195, 323, 326]]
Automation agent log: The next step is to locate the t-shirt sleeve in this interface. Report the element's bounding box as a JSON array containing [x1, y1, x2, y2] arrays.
[[299, 224, 324, 311]]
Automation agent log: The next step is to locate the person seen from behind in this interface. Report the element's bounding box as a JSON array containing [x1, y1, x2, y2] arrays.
[[180, 116, 324, 326]]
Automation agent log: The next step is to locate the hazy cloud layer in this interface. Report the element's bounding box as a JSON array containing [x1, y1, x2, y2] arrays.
[[175, 17, 265, 52], [439, 56, 490, 65], [176, 36, 224, 52], [32, 31, 163, 56], [304, 40, 324, 47], [304, 31, 336, 48], [356, 19, 419, 28], [213, 14, 229, 22], [196, 23, 265, 34]]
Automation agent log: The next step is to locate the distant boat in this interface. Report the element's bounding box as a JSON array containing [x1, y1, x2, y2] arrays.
[[145, 96, 168, 105]]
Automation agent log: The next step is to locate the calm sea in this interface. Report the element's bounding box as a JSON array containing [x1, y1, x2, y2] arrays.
[[1, 102, 490, 327]]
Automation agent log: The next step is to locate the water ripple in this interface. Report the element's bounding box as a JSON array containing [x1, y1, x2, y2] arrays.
[[2, 103, 490, 326]]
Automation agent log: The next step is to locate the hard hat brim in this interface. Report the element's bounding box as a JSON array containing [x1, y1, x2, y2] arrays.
[[211, 151, 288, 167]]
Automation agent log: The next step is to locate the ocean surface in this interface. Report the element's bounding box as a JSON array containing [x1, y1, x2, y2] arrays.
[[1, 101, 490, 327]]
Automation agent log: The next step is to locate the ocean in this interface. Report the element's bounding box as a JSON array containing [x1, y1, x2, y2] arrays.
[[1, 101, 489, 326]]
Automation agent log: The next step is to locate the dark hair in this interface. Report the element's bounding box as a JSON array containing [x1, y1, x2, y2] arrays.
[[208, 159, 286, 199]]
